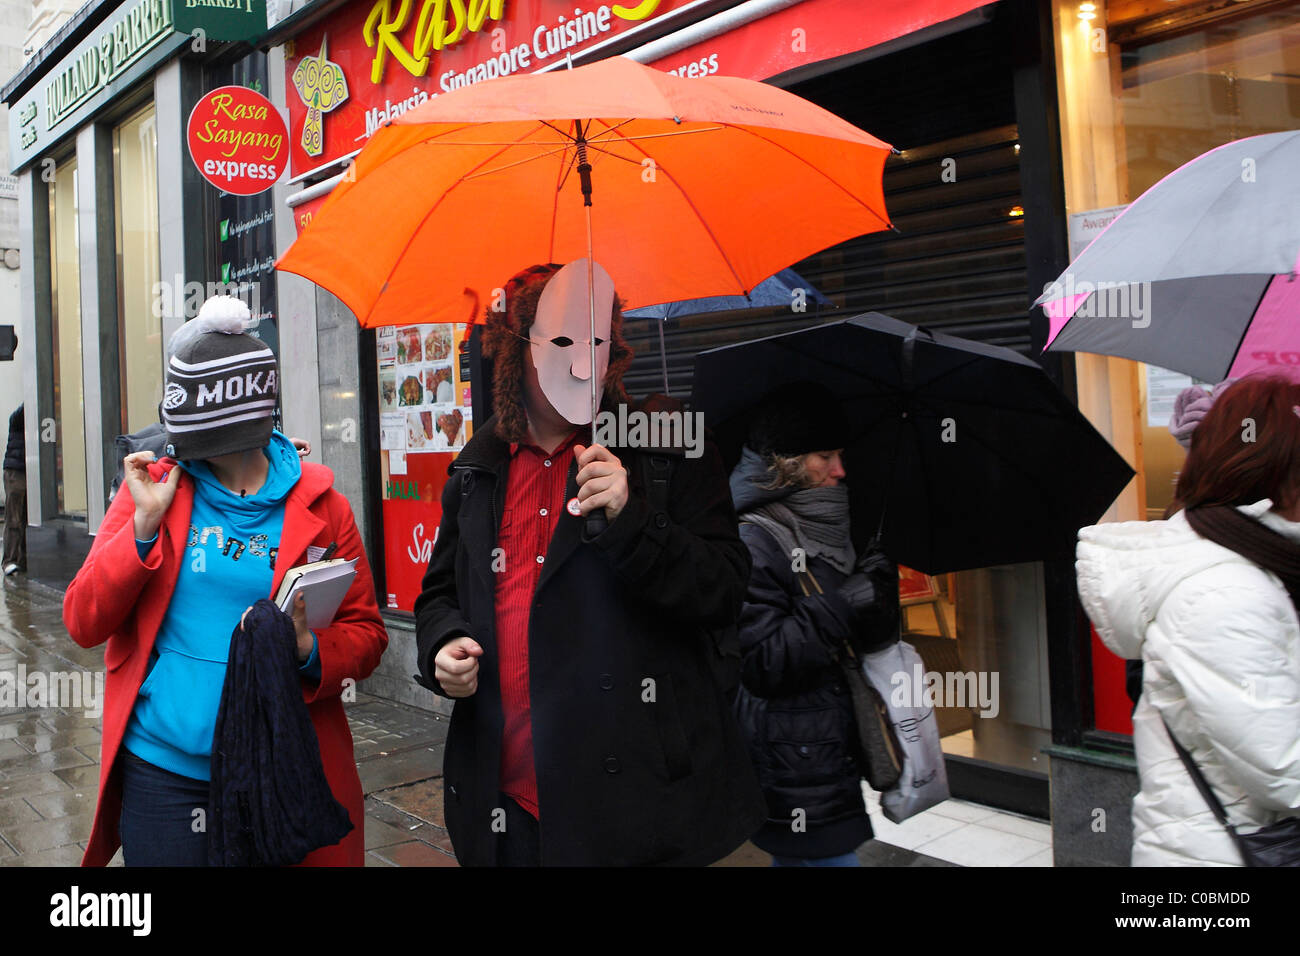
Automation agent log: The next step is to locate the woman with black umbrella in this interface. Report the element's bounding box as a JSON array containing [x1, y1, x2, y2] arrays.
[[730, 385, 900, 866]]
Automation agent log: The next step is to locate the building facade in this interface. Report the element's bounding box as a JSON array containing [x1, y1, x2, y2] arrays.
[[8, 0, 1295, 864]]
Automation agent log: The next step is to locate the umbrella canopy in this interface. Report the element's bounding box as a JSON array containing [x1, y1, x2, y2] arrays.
[[1037, 130, 1300, 382], [275, 55, 893, 330], [623, 268, 833, 320], [692, 313, 1135, 574]]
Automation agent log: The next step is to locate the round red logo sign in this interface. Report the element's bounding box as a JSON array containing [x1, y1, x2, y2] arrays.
[[187, 85, 289, 196]]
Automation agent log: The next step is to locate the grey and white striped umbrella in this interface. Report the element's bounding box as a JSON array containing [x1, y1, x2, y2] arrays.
[[1037, 130, 1300, 382]]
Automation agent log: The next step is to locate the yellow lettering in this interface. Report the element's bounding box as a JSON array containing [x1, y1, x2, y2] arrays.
[[364, 0, 429, 84], [466, 0, 497, 33], [411, 0, 439, 63], [442, 0, 466, 47], [612, 0, 660, 20], [363, 0, 505, 82]]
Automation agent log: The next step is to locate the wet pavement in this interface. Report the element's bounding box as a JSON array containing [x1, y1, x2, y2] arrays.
[[0, 572, 949, 867]]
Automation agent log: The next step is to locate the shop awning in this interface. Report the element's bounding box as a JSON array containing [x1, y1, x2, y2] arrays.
[[635, 0, 997, 83]]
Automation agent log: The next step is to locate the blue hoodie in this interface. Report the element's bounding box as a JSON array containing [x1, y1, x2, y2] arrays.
[[123, 431, 314, 781]]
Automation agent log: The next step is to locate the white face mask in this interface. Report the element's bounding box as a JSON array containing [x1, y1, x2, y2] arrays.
[[529, 259, 615, 425]]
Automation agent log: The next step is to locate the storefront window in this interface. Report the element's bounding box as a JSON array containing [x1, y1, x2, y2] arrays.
[[901, 563, 1051, 772], [1123, 10, 1300, 518], [1054, 0, 1300, 729], [49, 158, 86, 517], [114, 104, 163, 434]]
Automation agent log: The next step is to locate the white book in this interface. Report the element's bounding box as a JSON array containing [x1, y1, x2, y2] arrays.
[[274, 557, 358, 630]]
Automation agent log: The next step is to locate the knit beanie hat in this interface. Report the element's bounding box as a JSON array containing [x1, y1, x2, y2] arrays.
[[161, 296, 278, 460], [746, 382, 850, 458]]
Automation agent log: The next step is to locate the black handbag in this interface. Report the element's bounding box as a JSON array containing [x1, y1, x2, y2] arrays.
[[798, 570, 902, 792], [1163, 718, 1300, 867]]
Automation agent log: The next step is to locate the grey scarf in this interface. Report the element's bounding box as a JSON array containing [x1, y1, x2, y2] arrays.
[[744, 484, 855, 574]]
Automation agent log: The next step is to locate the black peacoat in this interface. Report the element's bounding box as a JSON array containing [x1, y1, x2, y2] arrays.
[[414, 411, 766, 866]]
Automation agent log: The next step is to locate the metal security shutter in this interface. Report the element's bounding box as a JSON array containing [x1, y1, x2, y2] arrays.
[[623, 125, 1027, 400], [623, 12, 1030, 401]]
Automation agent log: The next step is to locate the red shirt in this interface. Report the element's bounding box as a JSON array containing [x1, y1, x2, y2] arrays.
[[495, 430, 580, 819]]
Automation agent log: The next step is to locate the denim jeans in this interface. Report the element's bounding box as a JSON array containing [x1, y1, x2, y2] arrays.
[[771, 851, 861, 867], [118, 749, 211, 867]]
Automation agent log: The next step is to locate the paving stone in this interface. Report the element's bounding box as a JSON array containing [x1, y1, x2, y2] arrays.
[[371, 840, 459, 867], [0, 740, 26, 760], [346, 695, 449, 747], [856, 839, 960, 867], [0, 747, 93, 777], [0, 811, 94, 854], [356, 745, 442, 794], [0, 772, 72, 800], [0, 797, 42, 829], [373, 777, 447, 829], [0, 843, 85, 866], [365, 817, 415, 850], [710, 841, 770, 867], [39, 712, 105, 731], [13, 728, 100, 754], [0, 718, 45, 739], [365, 850, 397, 867], [24, 788, 96, 820], [53, 764, 102, 790], [364, 794, 455, 854]]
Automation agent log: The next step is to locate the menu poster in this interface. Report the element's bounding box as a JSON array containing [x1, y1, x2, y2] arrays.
[[375, 321, 475, 611]]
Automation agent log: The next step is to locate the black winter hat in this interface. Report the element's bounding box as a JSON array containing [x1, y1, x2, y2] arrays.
[[161, 296, 278, 460], [745, 382, 849, 458]]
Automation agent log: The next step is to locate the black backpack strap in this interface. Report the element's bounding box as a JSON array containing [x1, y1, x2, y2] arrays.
[[638, 451, 674, 517]]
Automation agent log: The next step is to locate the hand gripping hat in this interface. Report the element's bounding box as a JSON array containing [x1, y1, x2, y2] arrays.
[[161, 296, 278, 460]]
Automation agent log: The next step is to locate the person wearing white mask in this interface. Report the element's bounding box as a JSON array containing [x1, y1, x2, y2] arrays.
[[413, 260, 764, 866]]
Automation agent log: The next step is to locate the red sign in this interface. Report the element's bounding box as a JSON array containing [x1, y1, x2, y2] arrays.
[[381, 456, 453, 610], [283, 0, 697, 177], [187, 85, 290, 195], [647, 0, 991, 85], [291, 192, 329, 235]]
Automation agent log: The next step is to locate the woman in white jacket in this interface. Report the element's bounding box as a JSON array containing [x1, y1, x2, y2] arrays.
[[1077, 375, 1300, 866]]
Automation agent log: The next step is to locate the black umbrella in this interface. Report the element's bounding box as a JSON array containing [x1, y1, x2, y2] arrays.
[[692, 313, 1135, 574]]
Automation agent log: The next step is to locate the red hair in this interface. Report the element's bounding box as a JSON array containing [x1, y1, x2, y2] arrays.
[[1175, 374, 1300, 512]]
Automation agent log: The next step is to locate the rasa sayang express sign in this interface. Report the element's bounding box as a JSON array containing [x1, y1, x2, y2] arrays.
[[187, 85, 289, 195], [282, 0, 694, 177]]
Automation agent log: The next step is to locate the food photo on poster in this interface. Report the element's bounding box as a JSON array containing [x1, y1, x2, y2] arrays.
[[374, 323, 475, 609]]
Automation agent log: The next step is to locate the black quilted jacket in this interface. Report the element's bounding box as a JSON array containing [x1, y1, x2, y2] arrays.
[[730, 451, 898, 859]]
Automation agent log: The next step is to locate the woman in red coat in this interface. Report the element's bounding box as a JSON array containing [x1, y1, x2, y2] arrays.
[[63, 297, 387, 866]]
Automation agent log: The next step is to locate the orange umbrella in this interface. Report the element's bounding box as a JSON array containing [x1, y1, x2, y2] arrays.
[[276, 55, 894, 332]]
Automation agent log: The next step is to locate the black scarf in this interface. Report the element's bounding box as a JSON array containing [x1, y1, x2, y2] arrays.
[[1185, 505, 1300, 610], [208, 599, 353, 866]]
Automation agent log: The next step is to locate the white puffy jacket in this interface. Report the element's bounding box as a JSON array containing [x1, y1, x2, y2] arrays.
[[1076, 500, 1300, 866]]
